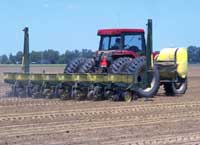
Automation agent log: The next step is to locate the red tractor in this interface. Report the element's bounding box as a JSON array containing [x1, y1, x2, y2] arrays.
[[65, 28, 148, 74], [64, 26, 161, 100], [64, 20, 187, 100]]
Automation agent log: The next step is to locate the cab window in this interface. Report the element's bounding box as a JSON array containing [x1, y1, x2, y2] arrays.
[[101, 36, 109, 50], [124, 34, 143, 52], [100, 36, 121, 50]]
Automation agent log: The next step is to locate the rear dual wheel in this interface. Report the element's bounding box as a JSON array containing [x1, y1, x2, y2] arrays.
[[64, 58, 85, 73], [64, 58, 95, 73], [79, 58, 95, 73], [109, 57, 132, 73]]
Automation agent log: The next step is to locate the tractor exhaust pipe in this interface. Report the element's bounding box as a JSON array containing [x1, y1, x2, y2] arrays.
[[145, 19, 153, 87], [22, 27, 30, 73]]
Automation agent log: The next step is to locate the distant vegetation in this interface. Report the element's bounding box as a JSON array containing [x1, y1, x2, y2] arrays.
[[0, 49, 94, 64], [187, 46, 200, 64], [0, 46, 199, 64]]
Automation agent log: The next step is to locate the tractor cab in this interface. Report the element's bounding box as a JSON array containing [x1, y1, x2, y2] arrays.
[[98, 29, 145, 53], [96, 29, 146, 69]]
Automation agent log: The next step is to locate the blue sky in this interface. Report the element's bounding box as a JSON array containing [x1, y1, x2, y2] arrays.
[[0, 0, 200, 55]]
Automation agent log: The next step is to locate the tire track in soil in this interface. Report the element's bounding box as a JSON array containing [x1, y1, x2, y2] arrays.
[[1, 101, 200, 125], [48, 132, 200, 145], [0, 110, 200, 138], [100, 132, 200, 145], [3, 120, 200, 145], [1, 120, 200, 145], [1, 99, 200, 112]]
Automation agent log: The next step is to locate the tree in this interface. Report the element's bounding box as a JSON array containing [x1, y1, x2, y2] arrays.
[[0, 55, 9, 64], [30, 51, 43, 64], [188, 46, 200, 63], [43, 49, 60, 64], [81, 49, 94, 58], [58, 54, 65, 64], [16, 51, 23, 64], [9, 53, 16, 64]]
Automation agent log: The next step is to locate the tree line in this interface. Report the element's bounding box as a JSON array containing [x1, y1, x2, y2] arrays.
[[0, 46, 200, 64], [0, 49, 94, 64], [187, 46, 200, 63]]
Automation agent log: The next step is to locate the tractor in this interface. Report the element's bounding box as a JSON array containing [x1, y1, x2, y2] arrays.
[[63, 19, 187, 100], [64, 28, 147, 74], [4, 19, 188, 101]]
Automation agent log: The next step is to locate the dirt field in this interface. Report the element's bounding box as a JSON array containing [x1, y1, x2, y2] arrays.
[[0, 65, 200, 145]]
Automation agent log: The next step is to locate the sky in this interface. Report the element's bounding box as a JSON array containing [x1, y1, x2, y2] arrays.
[[0, 0, 200, 55]]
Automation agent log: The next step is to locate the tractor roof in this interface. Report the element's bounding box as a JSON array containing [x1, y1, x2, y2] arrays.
[[98, 29, 144, 35]]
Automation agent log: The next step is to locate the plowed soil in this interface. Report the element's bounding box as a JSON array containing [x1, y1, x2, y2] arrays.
[[0, 65, 199, 145]]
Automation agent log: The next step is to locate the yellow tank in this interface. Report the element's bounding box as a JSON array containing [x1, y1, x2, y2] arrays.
[[156, 47, 188, 79]]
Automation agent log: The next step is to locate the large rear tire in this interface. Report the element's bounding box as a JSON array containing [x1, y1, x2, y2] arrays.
[[109, 57, 132, 73], [163, 77, 187, 96], [64, 58, 86, 73], [78, 58, 95, 73], [126, 57, 160, 98]]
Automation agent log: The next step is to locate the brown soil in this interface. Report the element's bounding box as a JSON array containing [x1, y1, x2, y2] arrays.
[[0, 65, 199, 145]]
